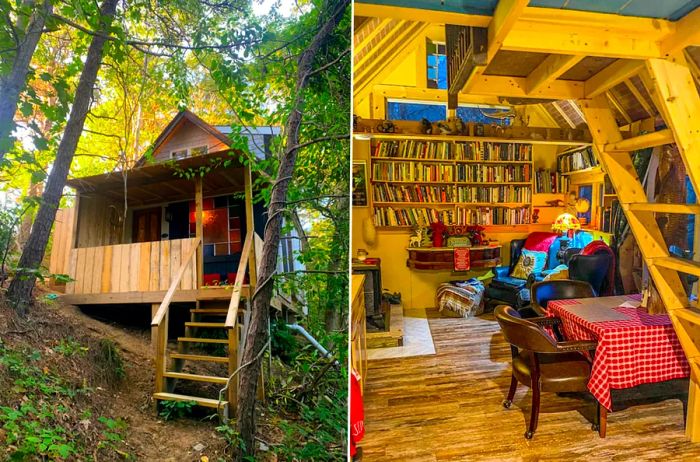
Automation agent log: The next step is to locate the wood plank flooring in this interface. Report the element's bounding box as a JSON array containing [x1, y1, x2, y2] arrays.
[[359, 310, 700, 461]]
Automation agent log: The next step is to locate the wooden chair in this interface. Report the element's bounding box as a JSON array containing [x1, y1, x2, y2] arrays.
[[495, 305, 600, 439]]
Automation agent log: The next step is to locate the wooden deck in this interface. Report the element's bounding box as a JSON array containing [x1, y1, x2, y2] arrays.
[[360, 309, 700, 461], [61, 286, 249, 305]]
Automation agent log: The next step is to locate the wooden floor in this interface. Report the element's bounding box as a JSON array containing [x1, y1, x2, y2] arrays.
[[359, 310, 700, 461]]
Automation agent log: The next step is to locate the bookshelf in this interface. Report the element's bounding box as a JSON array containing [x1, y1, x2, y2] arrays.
[[368, 136, 535, 228]]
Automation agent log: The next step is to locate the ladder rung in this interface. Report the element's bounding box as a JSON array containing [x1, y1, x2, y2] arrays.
[[626, 203, 700, 214], [190, 308, 245, 315], [170, 353, 229, 363], [177, 337, 228, 344], [154, 392, 227, 409], [651, 256, 700, 276], [605, 128, 674, 153], [670, 307, 700, 325], [163, 372, 228, 384], [185, 322, 226, 328]]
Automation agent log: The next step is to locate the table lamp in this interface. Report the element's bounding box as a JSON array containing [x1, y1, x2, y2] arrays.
[[552, 212, 581, 263]]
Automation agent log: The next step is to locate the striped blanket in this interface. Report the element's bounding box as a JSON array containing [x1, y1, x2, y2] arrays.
[[437, 280, 485, 318]]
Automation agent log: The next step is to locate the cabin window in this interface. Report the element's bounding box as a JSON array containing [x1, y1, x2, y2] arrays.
[[190, 145, 208, 156], [387, 100, 446, 122], [170, 149, 187, 160], [426, 41, 447, 89], [188, 195, 243, 257]]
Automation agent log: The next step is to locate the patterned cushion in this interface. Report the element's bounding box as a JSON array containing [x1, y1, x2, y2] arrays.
[[510, 249, 547, 279], [543, 264, 569, 281]]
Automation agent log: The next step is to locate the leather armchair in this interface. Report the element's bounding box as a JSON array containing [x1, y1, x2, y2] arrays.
[[520, 279, 595, 320], [569, 252, 613, 296], [495, 305, 600, 439]]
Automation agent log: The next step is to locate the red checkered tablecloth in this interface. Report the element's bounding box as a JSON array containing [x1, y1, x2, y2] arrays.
[[547, 295, 690, 411]]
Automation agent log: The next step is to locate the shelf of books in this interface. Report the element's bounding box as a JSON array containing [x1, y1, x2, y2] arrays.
[[557, 146, 600, 175], [369, 138, 535, 228]]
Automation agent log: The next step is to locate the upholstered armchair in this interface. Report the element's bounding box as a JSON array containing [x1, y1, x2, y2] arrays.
[[495, 305, 601, 439]]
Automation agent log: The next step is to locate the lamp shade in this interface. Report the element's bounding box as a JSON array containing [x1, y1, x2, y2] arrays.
[[552, 213, 581, 234]]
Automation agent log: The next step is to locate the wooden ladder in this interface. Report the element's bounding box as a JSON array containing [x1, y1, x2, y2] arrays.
[[578, 51, 700, 441], [152, 233, 254, 419]]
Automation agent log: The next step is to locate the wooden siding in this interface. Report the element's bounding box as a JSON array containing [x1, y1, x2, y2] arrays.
[[65, 238, 198, 295], [153, 119, 228, 162], [48, 207, 75, 276], [75, 194, 124, 248]]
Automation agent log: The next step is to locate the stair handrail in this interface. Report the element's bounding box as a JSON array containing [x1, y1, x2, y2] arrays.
[[225, 232, 253, 329], [151, 236, 202, 327]]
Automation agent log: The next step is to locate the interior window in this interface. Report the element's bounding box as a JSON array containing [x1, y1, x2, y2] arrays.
[[387, 101, 446, 122], [426, 41, 447, 90]]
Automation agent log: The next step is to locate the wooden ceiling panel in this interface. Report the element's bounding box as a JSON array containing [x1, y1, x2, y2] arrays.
[[483, 50, 549, 78], [559, 56, 616, 81]]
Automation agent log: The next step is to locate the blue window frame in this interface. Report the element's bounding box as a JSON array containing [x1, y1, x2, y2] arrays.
[[578, 185, 593, 224], [387, 101, 446, 122], [427, 41, 447, 89]]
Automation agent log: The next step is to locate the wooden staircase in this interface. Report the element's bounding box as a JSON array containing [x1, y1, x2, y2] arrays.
[[578, 51, 700, 441], [151, 233, 254, 418]]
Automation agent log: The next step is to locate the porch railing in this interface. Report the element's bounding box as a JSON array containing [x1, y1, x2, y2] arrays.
[[151, 236, 201, 394], [65, 238, 198, 295]]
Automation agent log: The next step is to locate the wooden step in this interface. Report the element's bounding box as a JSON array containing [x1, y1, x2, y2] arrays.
[[177, 337, 228, 344], [671, 307, 700, 325], [625, 203, 700, 214], [190, 308, 228, 314], [605, 128, 674, 153], [154, 392, 227, 409], [651, 256, 700, 276], [170, 353, 229, 363], [185, 322, 226, 328], [163, 371, 228, 384]]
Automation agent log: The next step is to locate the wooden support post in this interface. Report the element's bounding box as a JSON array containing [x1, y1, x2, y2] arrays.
[[228, 323, 238, 412], [154, 310, 168, 394], [151, 303, 159, 353], [244, 165, 257, 288], [195, 177, 204, 289]]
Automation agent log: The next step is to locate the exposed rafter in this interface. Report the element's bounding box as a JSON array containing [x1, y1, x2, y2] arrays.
[[354, 17, 393, 51], [353, 2, 491, 27], [661, 6, 700, 57], [526, 54, 583, 94], [462, 74, 584, 100], [551, 101, 576, 128], [487, 0, 529, 61], [585, 60, 644, 99], [623, 79, 655, 117], [372, 85, 502, 106], [606, 92, 632, 124]]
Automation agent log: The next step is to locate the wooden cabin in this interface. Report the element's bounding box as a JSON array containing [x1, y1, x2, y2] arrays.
[[49, 110, 292, 416], [351, 1, 700, 459]]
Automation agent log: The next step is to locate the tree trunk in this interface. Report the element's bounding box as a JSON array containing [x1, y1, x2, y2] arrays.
[[7, 0, 119, 314], [234, 0, 349, 458], [0, 0, 52, 160]]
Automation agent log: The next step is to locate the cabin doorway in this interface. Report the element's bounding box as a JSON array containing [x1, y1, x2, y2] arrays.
[[132, 207, 162, 243]]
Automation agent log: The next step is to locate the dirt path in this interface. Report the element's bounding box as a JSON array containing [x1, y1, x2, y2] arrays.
[[58, 305, 229, 461]]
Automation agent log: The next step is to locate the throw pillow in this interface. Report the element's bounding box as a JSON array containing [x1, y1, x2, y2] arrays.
[[510, 249, 548, 279], [523, 232, 558, 252], [543, 264, 569, 281]]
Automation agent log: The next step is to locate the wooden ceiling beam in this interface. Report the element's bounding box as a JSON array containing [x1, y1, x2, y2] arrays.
[[463, 74, 584, 100], [661, 6, 700, 56], [373, 85, 502, 106], [355, 23, 429, 104], [526, 54, 583, 94], [354, 18, 393, 52], [487, 0, 529, 61], [584, 60, 644, 98], [354, 20, 407, 72], [353, 3, 491, 27], [535, 103, 560, 128]]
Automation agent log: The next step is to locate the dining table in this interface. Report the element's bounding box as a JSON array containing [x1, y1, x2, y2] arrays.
[[546, 294, 690, 437]]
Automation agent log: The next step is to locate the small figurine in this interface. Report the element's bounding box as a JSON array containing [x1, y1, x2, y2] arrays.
[[409, 227, 425, 248], [376, 120, 396, 133], [465, 225, 486, 246], [436, 117, 466, 135], [532, 208, 540, 224], [420, 118, 433, 135]]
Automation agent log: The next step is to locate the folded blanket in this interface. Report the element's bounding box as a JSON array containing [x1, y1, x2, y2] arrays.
[[437, 279, 485, 318]]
